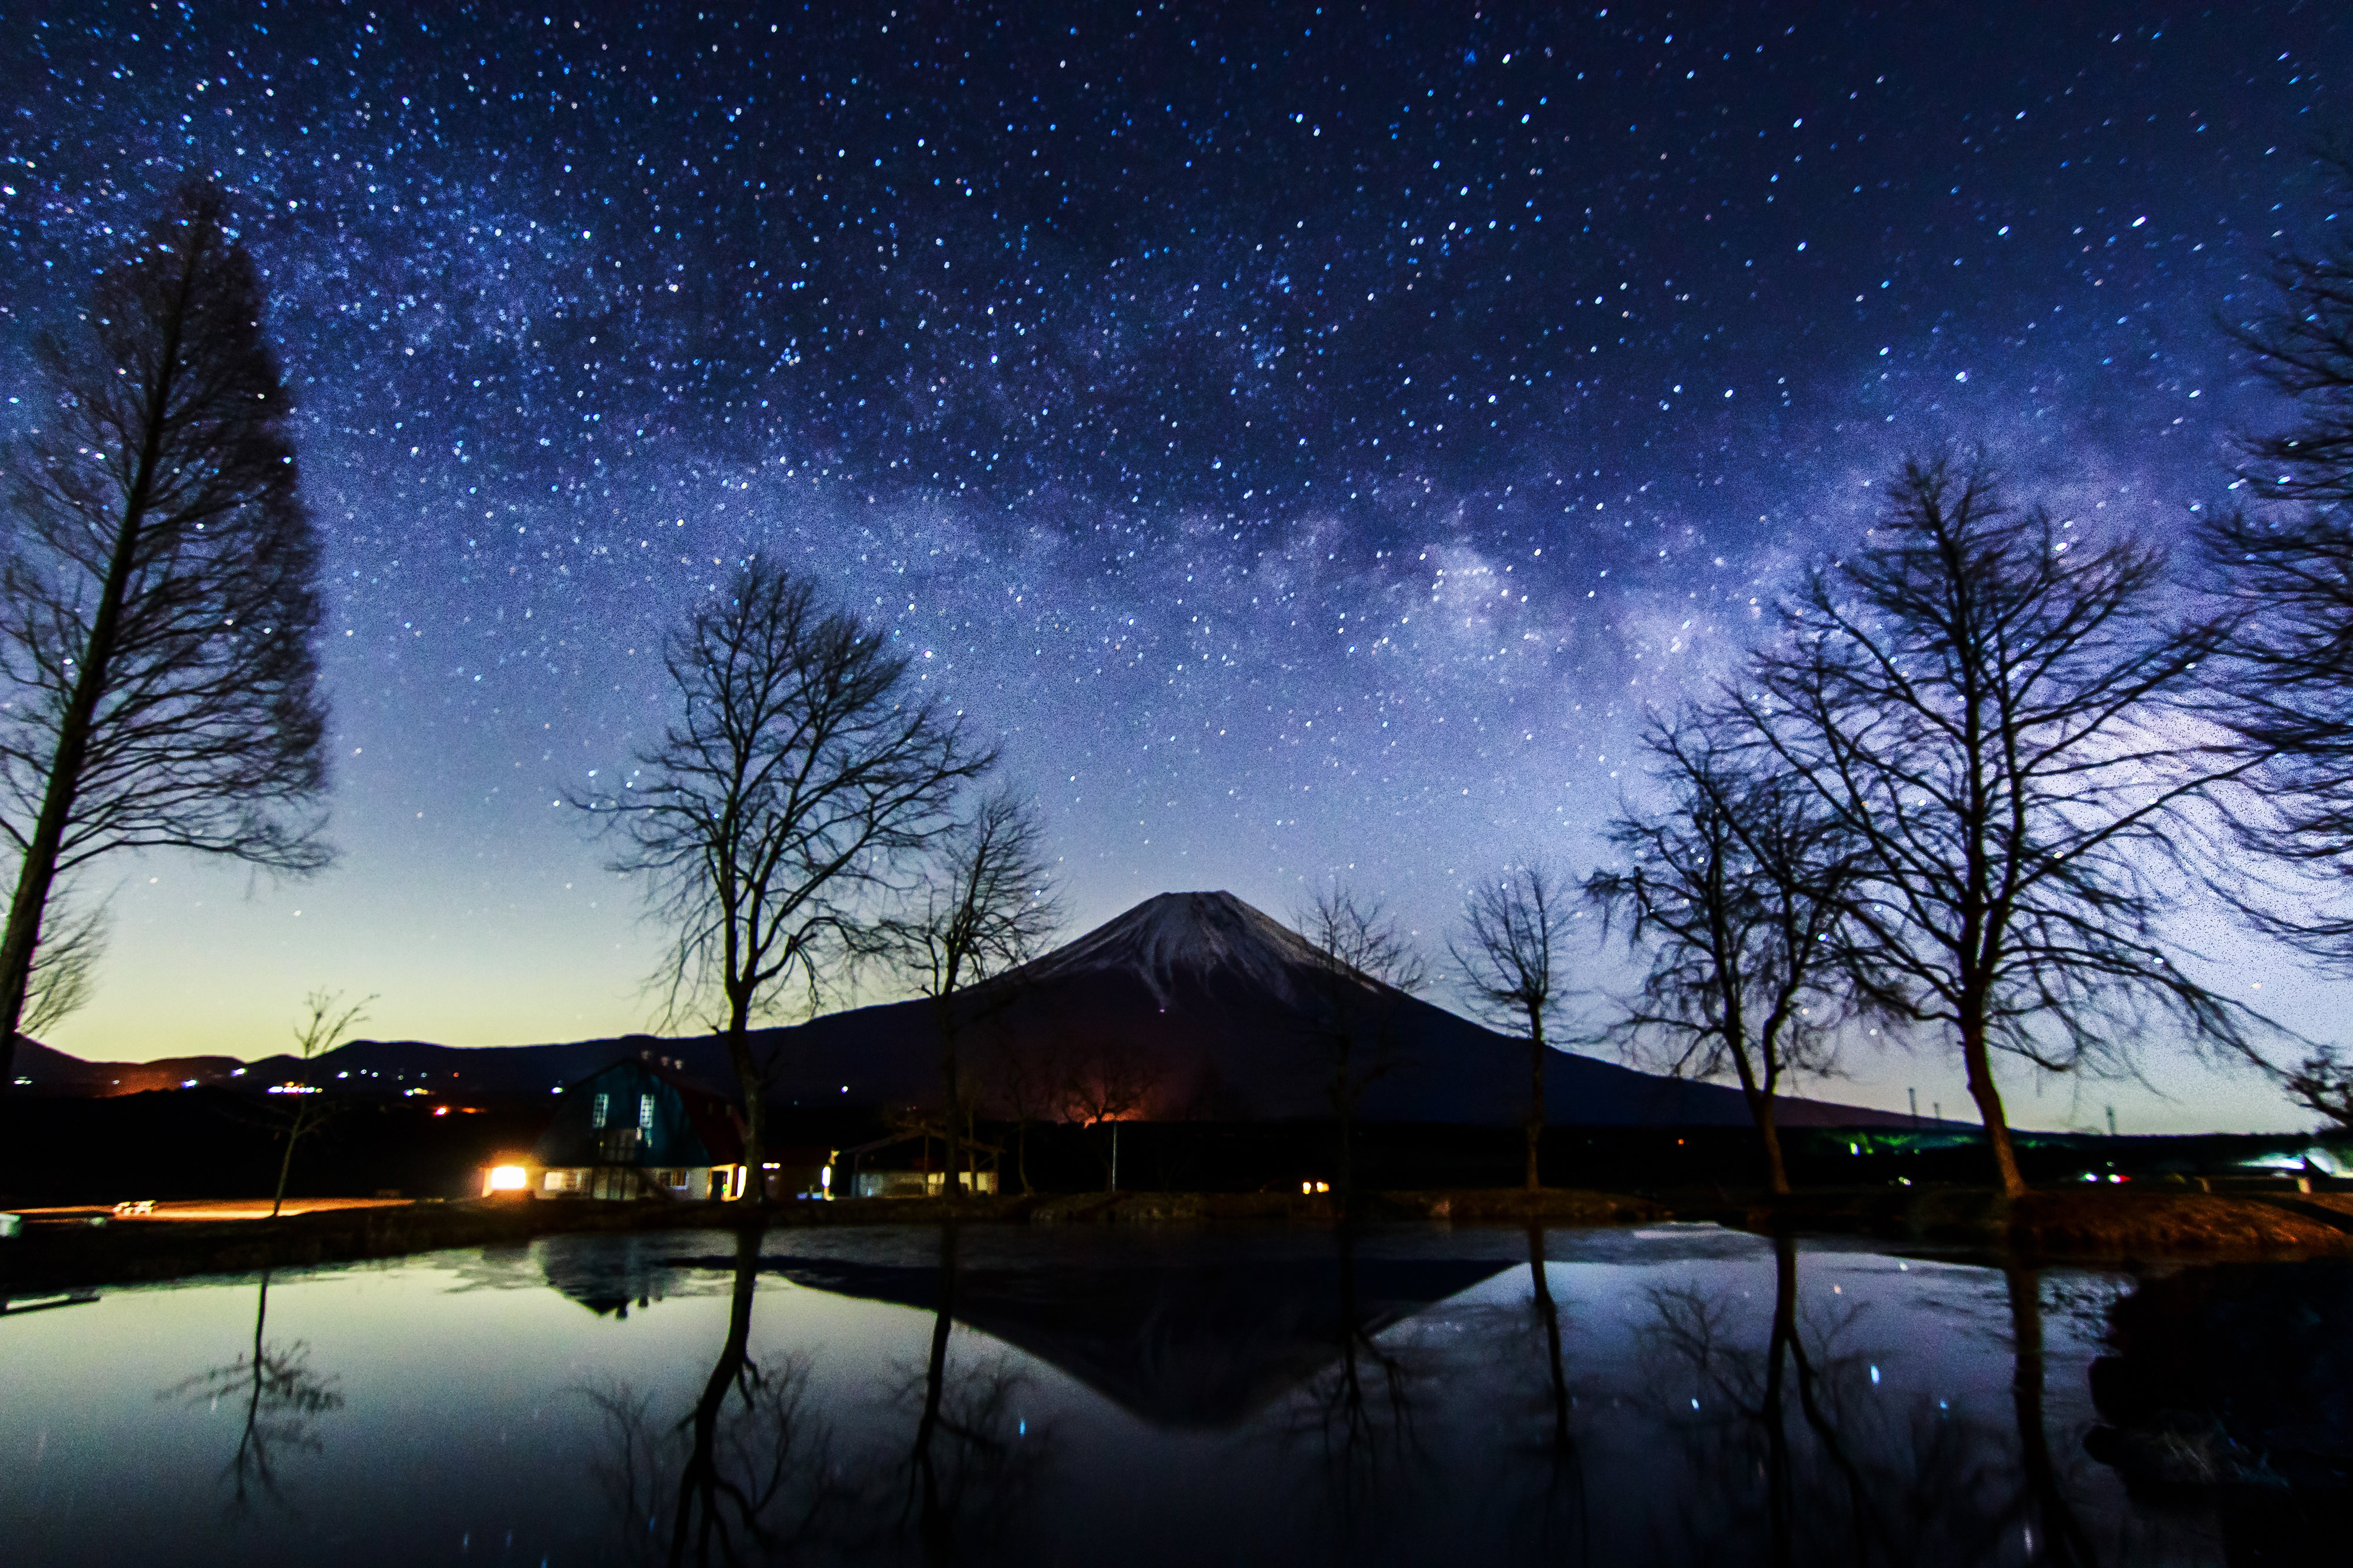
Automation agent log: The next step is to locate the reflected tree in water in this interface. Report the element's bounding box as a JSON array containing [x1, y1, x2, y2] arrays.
[[1527, 1222, 1573, 1455], [159, 1270, 344, 1514], [1637, 1240, 2023, 1566], [584, 1222, 834, 1567], [2005, 1264, 2096, 1567], [1266, 1225, 1428, 1560], [1498, 1220, 1591, 1566], [892, 1222, 1053, 1566]]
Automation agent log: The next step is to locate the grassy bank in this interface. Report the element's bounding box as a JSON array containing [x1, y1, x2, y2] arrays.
[[1693, 1184, 2353, 1262], [5, 1183, 2348, 1295]]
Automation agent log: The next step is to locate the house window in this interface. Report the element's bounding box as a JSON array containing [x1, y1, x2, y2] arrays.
[[638, 1093, 655, 1130], [591, 1093, 609, 1129]]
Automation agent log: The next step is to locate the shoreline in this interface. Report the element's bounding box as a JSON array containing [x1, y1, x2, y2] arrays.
[[5, 1184, 2350, 1296]]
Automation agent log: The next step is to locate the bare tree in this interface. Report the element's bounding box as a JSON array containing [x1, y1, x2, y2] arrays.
[[982, 1028, 1069, 1196], [1293, 886, 1427, 1204], [587, 558, 989, 1200], [2200, 147, 2353, 1084], [2221, 145, 2353, 515], [269, 987, 371, 1217], [1449, 860, 1577, 1192], [19, 895, 108, 1039], [888, 788, 1062, 1201], [1584, 713, 1860, 1196], [1736, 456, 2257, 1196], [0, 184, 332, 1090], [1056, 1038, 1161, 1192], [2284, 1045, 2353, 1127]]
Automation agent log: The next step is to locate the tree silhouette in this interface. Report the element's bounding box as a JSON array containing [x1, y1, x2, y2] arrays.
[[888, 788, 1061, 1200], [1451, 860, 1576, 1191], [1292, 885, 1426, 1206], [161, 1272, 344, 1515], [1585, 711, 1862, 1195], [269, 988, 372, 1217], [0, 184, 332, 1089], [1737, 456, 2253, 1196], [585, 557, 988, 1197], [2202, 149, 2353, 1119]]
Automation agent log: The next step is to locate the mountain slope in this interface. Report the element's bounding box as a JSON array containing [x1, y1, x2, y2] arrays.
[[32, 890, 1919, 1128], [729, 890, 1916, 1127]]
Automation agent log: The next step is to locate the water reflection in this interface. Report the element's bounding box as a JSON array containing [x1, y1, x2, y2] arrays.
[[894, 1224, 1052, 1565], [545, 1230, 685, 1319], [584, 1222, 834, 1566], [2006, 1263, 2094, 1566], [1634, 1236, 2027, 1566], [755, 1238, 1505, 1429], [1271, 1225, 1429, 1559], [1502, 1220, 1589, 1564], [159, 1271, 344, 1514], [15, 1227, 2305, 1565]]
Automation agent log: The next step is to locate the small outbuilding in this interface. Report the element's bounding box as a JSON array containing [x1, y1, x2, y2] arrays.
[[837, 1127, 1001, 1199], [517, 1056, 746, 1200]]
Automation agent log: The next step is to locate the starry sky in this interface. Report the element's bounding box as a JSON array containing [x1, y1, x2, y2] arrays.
[[5, 1, 2349, 1132]]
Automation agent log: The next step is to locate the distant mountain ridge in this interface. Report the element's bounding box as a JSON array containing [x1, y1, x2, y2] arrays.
[[20, 890, 1922, 1129]]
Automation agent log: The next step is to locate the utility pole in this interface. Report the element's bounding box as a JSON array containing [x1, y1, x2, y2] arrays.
[[1908, 1087, 1919, 1127]]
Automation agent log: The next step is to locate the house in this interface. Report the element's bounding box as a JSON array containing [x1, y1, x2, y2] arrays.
[[510, 1056, 747, 1200], [838, 1127, 1000, 1199]]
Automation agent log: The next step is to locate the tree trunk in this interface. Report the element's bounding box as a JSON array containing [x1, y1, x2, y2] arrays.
[[0, 387, 175, 1090], [1727, 1041, 1792, 1196], [1525, 1015, 1545, 1192], [1755, 1099, 1791, 1197], [269, 1102, 313, 1218], [1335, 1109, 1352, 1207], [937, 1003, 964, 1205], [1961, 1023, 2027, 1197], [726, 996, 766, 1207]]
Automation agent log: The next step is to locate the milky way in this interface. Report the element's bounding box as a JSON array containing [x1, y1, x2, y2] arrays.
[[3, 3, 2347, 1125]]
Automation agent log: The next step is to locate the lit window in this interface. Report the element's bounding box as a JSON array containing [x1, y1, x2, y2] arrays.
[[638, 1093, 655, 1130], [591, 1092, 609, 1129], [488, 1165, 527, 1192]]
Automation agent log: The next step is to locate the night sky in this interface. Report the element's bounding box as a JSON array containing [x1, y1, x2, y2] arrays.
[[5, 2, 2348, 1130]]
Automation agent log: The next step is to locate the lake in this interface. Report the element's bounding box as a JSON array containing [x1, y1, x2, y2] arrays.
[[1, 1221, 2332, 1565]]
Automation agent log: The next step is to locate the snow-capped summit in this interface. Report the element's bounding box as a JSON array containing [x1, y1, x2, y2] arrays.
[[1006, 890, 1336, 1006]]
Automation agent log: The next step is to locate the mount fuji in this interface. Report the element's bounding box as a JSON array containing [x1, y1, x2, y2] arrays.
[[60, 890, 1913, 1128]]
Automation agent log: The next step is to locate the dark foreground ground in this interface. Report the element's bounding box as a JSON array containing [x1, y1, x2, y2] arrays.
[[6, 1182, 2352, 1297]]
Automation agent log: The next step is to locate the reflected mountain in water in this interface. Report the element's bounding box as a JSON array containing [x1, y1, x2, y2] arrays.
[[652, 1243, 1514, 1427]]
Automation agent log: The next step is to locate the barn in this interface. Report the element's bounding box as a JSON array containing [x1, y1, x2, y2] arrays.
[[520, 1056, 747, 1200]]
